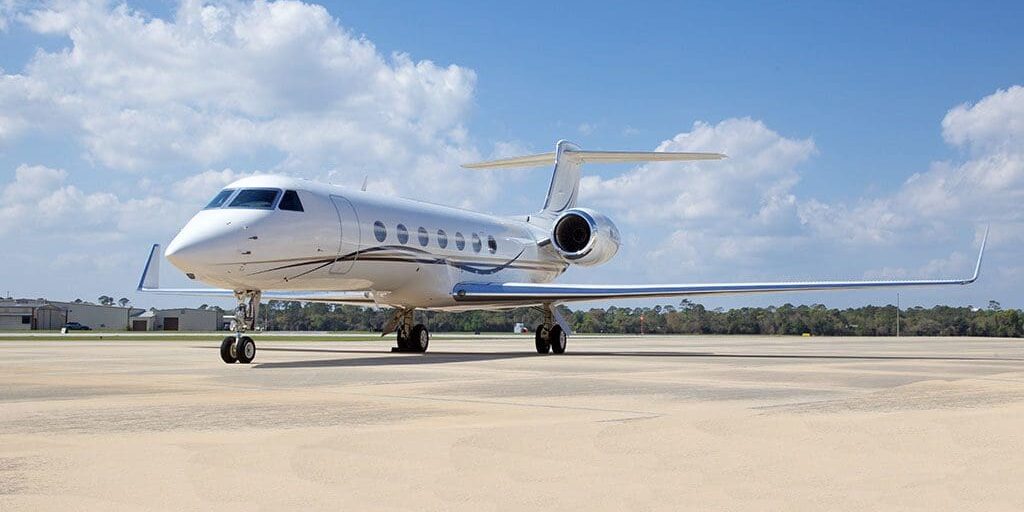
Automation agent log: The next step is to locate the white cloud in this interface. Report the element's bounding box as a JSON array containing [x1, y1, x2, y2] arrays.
[[576, 118, 817, 280], [0, 163, 187, 238], [579, 90, 1023, 294], [803, 85, 1024, 252], [174, 168, 253, 201], [0, 0, 17, 31], [942, 85, 1024, 154], [582, 118, 815, 226], [2, 0, 480, 195]]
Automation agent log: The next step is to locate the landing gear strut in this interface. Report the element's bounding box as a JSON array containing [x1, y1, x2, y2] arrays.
[[222, 290, 261, 364], [388, 308, 429, 353], [534, 304, 568, 354]]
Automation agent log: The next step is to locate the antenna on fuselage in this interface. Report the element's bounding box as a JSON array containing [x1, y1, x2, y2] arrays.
[[361, 175, 368, 192]]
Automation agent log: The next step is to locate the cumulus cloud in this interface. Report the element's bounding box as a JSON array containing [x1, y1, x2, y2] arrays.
[[801, 86, 1024, 255], [0, 0, 17, 31], [1, 0, 480, 198], [582, 118, 815, 226], [0, 163, 187, 238], [580, 90, 1022, 289], [578, 118, 817, 278]]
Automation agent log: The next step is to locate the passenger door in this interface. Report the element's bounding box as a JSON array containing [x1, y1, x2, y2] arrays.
[[329, 195, 360, 274]]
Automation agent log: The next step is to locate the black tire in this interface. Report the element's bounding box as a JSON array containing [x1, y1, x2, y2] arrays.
[[235, 336, 256, 364], [409, 324, 429, 353], [396, 327, 411, 351], [550, 325, 567, 354], [220, 336, 237, 364], [535, 324, 550, 354]]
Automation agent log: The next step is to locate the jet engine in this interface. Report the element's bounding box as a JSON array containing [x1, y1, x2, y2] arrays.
[[549, 208, 621, 266]]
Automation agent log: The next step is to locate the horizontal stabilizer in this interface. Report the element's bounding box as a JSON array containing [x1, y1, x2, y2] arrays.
[[462, 149, 726, 169], [463, 140, 728, 214]]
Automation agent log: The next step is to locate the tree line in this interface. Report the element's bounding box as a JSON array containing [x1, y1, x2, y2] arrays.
[[262, 299, 1024, 338]]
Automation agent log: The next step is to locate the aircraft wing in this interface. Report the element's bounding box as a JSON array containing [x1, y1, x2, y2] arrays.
[[452, 230, 987, 305], [136, 244, 378, 305]]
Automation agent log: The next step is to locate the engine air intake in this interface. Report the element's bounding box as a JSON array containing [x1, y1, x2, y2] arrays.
[[553, 213, 592, 253]]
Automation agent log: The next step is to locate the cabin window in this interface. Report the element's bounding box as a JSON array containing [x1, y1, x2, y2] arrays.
[[228, 188, 280, 209], [455, 232, 465, 251], [417, 227, 429, 247], [437, 229, 448, 249], [373, 221, 387, 242], [278, 190, 304, 212], [204, 189, 235, 209], [396, 224, 409, 245], [471, 233, 482, 253], [487, 235, 497, 254]]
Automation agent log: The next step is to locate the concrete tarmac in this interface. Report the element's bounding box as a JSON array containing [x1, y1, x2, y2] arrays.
[[2, 334, 1024, 511]]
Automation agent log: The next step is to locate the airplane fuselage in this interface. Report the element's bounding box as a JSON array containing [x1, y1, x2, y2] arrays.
[[166, 175, 568, 309]]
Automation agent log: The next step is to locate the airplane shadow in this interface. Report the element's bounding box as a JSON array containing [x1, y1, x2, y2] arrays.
[[245, 347, 1024, 369]]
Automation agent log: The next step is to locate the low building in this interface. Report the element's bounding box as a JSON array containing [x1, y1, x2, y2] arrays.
[[134, 308, 225, 331], [0, 299, 138, 330], [0, 299, 225, 332], [0, 301, 64, 330], [53, 301, 138, 330]]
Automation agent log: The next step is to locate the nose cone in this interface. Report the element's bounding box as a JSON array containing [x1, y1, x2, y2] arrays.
[[165, 229, 214, 271], [165, 214, 238, 271], [166, 208, 271, 272]]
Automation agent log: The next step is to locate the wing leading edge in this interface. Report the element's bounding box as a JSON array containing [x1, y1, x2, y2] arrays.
[[453, 229, 988, 305]]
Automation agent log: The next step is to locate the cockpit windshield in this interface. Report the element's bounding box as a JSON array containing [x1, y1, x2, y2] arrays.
[[204, 189, 235, 209], [228, 189, 281, 209]]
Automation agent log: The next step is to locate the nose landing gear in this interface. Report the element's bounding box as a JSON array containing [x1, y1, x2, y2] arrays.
[[222, 290, 261, 364]]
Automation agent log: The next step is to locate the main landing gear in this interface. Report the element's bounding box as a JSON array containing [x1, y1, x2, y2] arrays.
[[221, 290, 261, 364], [386, 308, 429, 353], [534, 304, 568, 354]]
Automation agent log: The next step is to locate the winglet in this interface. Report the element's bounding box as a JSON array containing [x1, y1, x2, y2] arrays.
[[968, 226, 988, 283], [137, 244, 161, 291]]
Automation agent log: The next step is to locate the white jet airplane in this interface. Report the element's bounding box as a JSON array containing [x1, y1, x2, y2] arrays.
[[138, 140, 987, 364]]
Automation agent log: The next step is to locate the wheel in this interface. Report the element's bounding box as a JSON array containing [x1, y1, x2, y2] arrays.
[[549, 325, 567, 354], [409, 324, 429, 353], [235, 336, 256, 364], [220, 336, 237, 364], [396, 327, 411, 351], [534, 324, 550, 354]]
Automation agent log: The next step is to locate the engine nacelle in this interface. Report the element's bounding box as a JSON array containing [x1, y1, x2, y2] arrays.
[[550, 208, 621, 267]]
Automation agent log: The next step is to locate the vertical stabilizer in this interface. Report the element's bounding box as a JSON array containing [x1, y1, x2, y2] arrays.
[[543, 140, 582, 214]]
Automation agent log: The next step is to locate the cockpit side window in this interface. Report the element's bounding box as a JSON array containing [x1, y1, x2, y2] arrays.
[[278, 190, 304, 212], [204, 189, 235, 209], [228, 188, 281, 209]]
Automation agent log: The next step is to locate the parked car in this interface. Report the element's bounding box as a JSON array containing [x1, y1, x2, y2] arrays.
[[62, 322, 92, 331]]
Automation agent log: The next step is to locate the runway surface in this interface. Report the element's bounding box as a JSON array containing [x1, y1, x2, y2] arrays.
[[2, 334, 1024, 511]]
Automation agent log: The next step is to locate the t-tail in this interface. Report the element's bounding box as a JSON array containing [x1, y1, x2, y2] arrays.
[[461, 140, 727, 215]]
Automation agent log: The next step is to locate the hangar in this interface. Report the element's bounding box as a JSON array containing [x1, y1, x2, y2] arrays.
[[0, 299, 138, 330], [131, 308, 225, 331], [0, 299, 225, 332]]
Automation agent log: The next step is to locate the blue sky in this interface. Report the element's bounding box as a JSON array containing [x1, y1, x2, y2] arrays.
[[1, 0, 1022, 310]]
